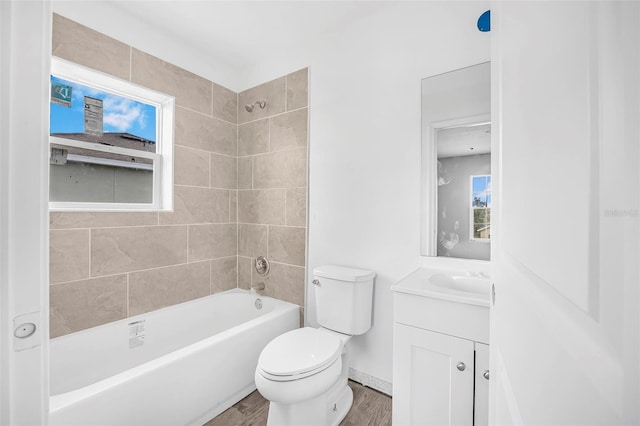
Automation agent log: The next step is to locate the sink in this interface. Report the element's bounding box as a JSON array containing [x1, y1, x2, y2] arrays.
[[391, 267, 491, 307], [429, 273, 491, 295]]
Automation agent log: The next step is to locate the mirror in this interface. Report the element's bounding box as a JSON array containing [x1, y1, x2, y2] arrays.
[[421, 62, 491, 260]]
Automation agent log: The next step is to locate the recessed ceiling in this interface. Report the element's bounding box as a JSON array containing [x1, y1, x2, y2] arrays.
[[437, 123, 491, 158]]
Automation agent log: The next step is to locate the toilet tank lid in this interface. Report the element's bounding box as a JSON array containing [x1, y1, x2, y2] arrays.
[[313, 265, 376, 282]]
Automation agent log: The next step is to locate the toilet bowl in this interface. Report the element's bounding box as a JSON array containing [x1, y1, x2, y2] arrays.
[[255, 327, 353, 426], [255, 265, 375, 426], [255, 327, 346, 405]]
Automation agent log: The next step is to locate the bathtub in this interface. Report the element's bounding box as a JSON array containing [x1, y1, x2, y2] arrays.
[[49, 289, 299, 426]]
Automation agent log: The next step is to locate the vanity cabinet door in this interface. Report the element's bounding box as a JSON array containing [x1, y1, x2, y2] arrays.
[[474, 343, 490, 426], [393, 324, 475, 426]]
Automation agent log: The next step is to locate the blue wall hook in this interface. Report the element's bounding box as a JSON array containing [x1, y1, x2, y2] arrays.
[[477, 10, 491, 32]]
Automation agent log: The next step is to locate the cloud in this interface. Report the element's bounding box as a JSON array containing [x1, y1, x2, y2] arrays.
[[100, 96, 147, 133]]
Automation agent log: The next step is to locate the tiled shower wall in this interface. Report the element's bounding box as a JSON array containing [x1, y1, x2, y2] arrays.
[[49, 14, 308, 338], [236, 72, 309, 308]]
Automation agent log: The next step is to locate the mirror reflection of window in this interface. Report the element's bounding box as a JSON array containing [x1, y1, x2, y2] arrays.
[[471, 175, 491, 241]]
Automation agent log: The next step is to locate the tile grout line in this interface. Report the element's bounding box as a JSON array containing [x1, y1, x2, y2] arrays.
[[237, 255, 305, 270], [177, 104, 234, 125], [238, 105, 308, 126], [175, 183, 236, 191], [237, 146, 307, 160], [175, 143, 237, 159]]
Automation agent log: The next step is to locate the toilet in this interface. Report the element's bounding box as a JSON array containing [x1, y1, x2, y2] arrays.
[[255, 265, 376, 426]]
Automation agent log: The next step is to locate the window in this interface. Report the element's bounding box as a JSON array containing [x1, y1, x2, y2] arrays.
[[470, 175, 491, 241], [49, 58, 174, 211]]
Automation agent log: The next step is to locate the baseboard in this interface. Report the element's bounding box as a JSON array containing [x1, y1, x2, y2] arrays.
[[348, 368, 392, 396]]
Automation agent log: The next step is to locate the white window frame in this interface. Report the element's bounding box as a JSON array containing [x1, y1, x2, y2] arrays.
[[469, 174, 491, 242], [49, 57, 174, 211]]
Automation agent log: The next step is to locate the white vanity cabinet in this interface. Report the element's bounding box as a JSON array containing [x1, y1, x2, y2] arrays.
[[391, 268, 490, 426]]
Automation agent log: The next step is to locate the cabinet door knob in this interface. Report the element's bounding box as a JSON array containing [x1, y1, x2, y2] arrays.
[[483, 370, 490, 380], [456, 362, 466, 371]]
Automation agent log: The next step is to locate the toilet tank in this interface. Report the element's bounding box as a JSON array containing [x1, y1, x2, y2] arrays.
[[312, 265, 375, 335]]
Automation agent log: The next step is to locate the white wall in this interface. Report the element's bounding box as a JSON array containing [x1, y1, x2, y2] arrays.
[[237, 2, 490, 385]]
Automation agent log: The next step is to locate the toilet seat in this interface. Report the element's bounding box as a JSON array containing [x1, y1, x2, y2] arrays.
[[257, 328, 342, 382]]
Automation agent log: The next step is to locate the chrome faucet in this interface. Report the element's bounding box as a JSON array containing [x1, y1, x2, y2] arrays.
[[251, 281, 265, 294]]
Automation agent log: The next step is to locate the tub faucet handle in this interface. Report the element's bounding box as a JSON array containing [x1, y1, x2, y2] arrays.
[[255, 256, 270, 276]]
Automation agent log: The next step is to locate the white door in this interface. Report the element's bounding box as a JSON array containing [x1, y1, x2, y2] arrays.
[[393, 324, 474, 426], [0, 1, 51, 424], [490, 1, 639, 425]]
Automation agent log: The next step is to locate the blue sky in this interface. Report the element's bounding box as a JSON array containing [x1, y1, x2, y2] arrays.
[[50, 76, 156, 142]]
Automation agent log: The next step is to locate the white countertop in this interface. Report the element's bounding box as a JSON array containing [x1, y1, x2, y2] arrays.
[[391, 267, 491, 308]]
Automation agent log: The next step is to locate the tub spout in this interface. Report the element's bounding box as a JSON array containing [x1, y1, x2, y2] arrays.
[[251, 282, 265, 294]]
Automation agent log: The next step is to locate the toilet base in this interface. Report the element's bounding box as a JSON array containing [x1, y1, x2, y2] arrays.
[[266, 380, 353, 426]]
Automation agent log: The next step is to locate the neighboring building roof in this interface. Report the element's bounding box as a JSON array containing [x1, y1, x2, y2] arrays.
[[51, 132, 155, 152], [50, 132, 155, 165]]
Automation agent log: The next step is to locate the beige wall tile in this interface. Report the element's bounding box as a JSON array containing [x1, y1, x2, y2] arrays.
[[212, 82, 237, 123], [237, 190, 286, 225], [211, 257, 237, 293], [210, 154, 237, 189], [175, 146, 209, 187], [50, 212, 158, 229], [131, 49, 211, 114], [253, 148, 307, 189], [238, 77, 286, 124], [238, 119, 269, 156], [175, 107, 237, 156], [270, 108, 308, 152], [238, 256, 252, 290], [188, 224, 237, 262], [238, 224, 268, 258], [50, 229, 90, 284], [52, 14, 130, 81], [286, 188, 307, 227], [128, 261, 210, 316], [238, 157, 253, 190], [268, 226, 306, 266], [91, 226, 187, 276], [253, 262, 305, 306], [230, 190, 237, 223], [159, 186, 229, 225], [286, 68, 309, 110], [50, 275, 127, 338]]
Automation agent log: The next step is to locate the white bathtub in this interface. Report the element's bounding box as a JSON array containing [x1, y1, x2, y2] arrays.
[[49, 289, 299, 426]]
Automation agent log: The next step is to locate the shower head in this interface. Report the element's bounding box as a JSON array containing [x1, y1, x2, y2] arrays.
[[245, 100, 267, 112]]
